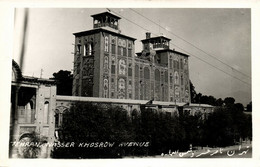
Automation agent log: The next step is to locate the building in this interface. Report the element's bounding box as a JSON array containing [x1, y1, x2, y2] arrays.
[[10, 11, 213, 158], [72, 11, 190, 103], [10, 60, 57, 158]]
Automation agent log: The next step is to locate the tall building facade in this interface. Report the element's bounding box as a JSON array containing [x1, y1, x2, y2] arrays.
[[72, 11, 190, 103]]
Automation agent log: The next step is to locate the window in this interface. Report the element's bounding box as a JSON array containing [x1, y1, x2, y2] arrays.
[[135, 65, 139, 78], [111, 92, 114, 98], [84, 43, 93, 56], [174, 71, 179, 84], [77, 44, 81, 53], [128, 41, 132, 48], [180, 59, 183, 69], [105, 36, 109, 52], [170, 73, 173, 84], [43, 101, 49, 124], [170, 97, 174, 102], [112, 44, 116, 54], [111, 65, 116, 74], [123, 48, 127, 56], [128, 49, 132, 57], [165, 71, 168, 82], [128, 68, 132, 76], [55, 111, 59, 128], [129, 80, 132, 85], [174, 59, 179, 69], [118, 46, 123, 56], [170, 59, 173, 69]]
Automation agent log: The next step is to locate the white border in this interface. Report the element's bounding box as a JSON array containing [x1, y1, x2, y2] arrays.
[[0, 0, 259, 167]]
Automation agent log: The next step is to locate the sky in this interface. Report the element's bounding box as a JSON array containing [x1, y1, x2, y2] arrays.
[[13, 8, 251, 105]]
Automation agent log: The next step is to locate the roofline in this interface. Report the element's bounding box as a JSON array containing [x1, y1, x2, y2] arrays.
[[141, 36, 171, 42], [56, 95, 186, 106], [73, 28, 136, 41], [91, 11, 121, 20], [136, 49, 190, 57], [22, 76, 56, 85], [156, 49, 190, 57]]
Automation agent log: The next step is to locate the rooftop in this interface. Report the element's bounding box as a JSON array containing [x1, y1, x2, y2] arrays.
[[91, 11, 121, 20]]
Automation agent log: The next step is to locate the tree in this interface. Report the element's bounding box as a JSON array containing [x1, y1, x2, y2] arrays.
[[224, 97, 235, 106], [52, 102, 132, 158], [50, 70, 73, 95], [18, 132, 47, 158], [235, 103, 244, 112], [189, 80, 197, 103], [246, 101, 252, 112], [215, 98, 224, 106]]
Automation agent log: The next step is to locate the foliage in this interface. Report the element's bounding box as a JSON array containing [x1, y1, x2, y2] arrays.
[[224, 97, 236, 106], [50, 70, 73, 95], [52, 101, 252, 158], [246, 101, 252, 112], [18, 131, 47, 158], [190, 80, 197, 103]]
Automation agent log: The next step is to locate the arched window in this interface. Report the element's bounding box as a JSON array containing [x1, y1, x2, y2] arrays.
[[43, 101, 49, 124], [84, 43, 93, 56], [174, 71, 179, 84], [104, 36, 109, 52]]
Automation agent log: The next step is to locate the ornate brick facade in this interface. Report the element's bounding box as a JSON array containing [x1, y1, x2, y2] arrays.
[[72, 11, 190, 103]]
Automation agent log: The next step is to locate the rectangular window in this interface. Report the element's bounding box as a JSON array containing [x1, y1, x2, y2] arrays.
[[111, 65, 116, 74], [129, 93, 132, 99], [128, 68, 132, 76], [123, 48, 127, 56], [170, 97, 173, 102], [112, 44, 116, 54], [128, 49, 132, 57], [111, 92, 114, 98], [118, 47, 123, 56], [118, 47, 121, 55]]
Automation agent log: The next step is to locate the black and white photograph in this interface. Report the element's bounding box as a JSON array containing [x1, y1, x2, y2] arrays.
[[0, 1, 259, 167]]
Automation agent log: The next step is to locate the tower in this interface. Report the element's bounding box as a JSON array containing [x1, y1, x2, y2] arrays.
[[136, 33, 191, 103], [72, 11, 136, 99]]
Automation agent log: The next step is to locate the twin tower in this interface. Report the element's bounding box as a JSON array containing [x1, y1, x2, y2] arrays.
[[72, 11, 190, 103]]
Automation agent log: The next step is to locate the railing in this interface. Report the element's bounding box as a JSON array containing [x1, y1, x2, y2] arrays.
[[153, 44, 169, 49], [94, 23, 118, 30]]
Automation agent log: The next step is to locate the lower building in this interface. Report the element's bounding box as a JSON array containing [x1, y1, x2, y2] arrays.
[[10, 60, 213, 158]]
